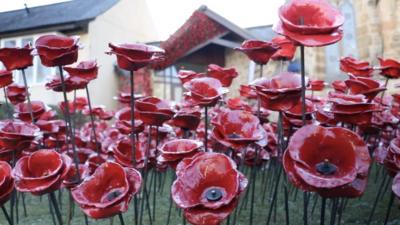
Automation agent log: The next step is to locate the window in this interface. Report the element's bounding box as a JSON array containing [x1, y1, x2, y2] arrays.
[[0, 35, 54, 86]]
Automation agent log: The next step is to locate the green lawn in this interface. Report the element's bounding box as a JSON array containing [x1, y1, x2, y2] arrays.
[[1, 163, 400, 225]]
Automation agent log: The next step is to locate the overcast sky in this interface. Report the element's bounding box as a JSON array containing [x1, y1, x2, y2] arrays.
[[0, 0, 284, 39]]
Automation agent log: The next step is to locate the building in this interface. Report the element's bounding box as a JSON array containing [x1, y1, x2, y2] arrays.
[[0, 0, 158, 108]]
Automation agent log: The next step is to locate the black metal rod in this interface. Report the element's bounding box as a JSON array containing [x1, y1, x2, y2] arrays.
[[383, 192, 395, 225], [58, 66, 81, 183], [21, 69, 34, 122], [320, 197, 326, 225], [300, 45, 306, 125], [85, 85, 101, 157], [118, 213, 125, 225], [366, 174, 388, 225], [249, 148, 259, 225], [129, 71, 138, 225], [49, 192, 63, 225], [3, 87, 13, 118], [1, 205, 12, 225]]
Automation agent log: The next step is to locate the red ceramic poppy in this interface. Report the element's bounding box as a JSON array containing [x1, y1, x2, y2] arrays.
[[46, 74, 88, 92], [207, 64, 238, 87], [382, 137, 400, 176], [135, 96, 175, 126], [0, 70, 13, 88], [107, 43, 164, 71], [115, 92, 143, 105], [114, 107, 144, 135], [308, 79, 325, 91], [345, 75, 386, 101], [331, 80, 348, 93], [283, 99, 315, 123], [63, 60, 98, 82], [271, 35, 297, 61], [71, 162, 142, 219], [183, 77, 228, 107], [254, 72, 305, 111], [392, 172, 400, 198], [157, 139, 203, 169], [0, 44, 34, 71], [171, 107, 201, 130], [235, 40, 279, 65], [211, 109, 267, 149], [283, 124, 370, 198], [0, 120, 41, 149], [14, 100, 47, 122], [178, 70, 205, 85], [327, 92, 381, 125], [5, 83, 26, 105], [63, 164, 90, 189], [226, 97, 252, 112], [172, 152, 247, 225], [340, 57, 374, 77], [35, 34, 79, 67], [58, 97, 88, 114], [82, 105, 113, 120], [13, 149, 71, 195], [239, 84, 257, 99], [0, 161, 14, 206], [111, 137, 146, 168], [378, 57, 400, 79], [274, 0, 344, 47]]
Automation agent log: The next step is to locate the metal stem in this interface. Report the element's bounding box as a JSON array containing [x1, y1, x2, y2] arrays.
[[21, 69, 34, 122], [85, 85, 100, 157]]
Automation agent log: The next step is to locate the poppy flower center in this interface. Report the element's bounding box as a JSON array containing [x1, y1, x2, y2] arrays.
[[315, 159, 337, 175], [106, 190, 122, 201], [205, 188, 223, 202], [227, 133, 242, 139]]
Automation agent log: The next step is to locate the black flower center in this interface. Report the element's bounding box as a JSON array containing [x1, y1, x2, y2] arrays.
[[227, 133, 241, 139], [205, 188, 223, 202], [315, 159, 337, 175], [106, 190, 122, 201]]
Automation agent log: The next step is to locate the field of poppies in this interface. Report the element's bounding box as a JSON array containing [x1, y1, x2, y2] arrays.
[[1, 0, 400, 225]]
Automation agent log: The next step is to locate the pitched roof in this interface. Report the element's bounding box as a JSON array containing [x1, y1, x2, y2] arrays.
[[0, 0, 119, 36], [153, 5, 256, 70]]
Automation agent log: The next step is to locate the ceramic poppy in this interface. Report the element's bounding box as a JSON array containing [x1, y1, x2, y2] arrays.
[[0, 120, 41, 149], [157, 139, 203, 169], [378, 57, 400, 79], [382, 137, 400, 176], [392, 172, 400, 198], [14, 100, 47, 122], [35, 34, 79, 67], [254, 72, 306, 111], [58, 97, 88, 114], [115, 92, 143, 105], [171, 107, 201, 130], [271, 35, 297, 61], [172, 152, 247, 225], [207, 64, 238, 87], [178, 70, 205, 85], [45, 74, 88, 92], [111, 137, 146, 168], [63, 164, 90, 189], [235, 40, 280, 65], [114, 107, 144, 135], [274, 0, 344, 47], [345, 75, 386, 101], [283, 124, 370, 198], [82, 105, 113, 120], [226, 97, 252, 112], [340, 57, 374, 77], [0, 70, 13, 88], [327, 92, 381, 125], [331, 80, 348, 93], [71, 162, 142, 219], [0, 44, 34, 71], [239, 84, 257, 100], [183, 77, 228, 107], [211, 109, 267, 149], [135, 96, 175, 126], [107, 43, 164, 71], [283, 99, 315, 125], [63, 60, 98, 82], [13, 149, 72, 195], [5, 83, 26, 105], [0, 161, 14, 206], [308, 79, 325, 91]]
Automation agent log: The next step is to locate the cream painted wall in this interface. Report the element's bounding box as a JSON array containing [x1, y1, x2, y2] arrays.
[[1, 0, 159, 109], [85, 0, 159, 109]]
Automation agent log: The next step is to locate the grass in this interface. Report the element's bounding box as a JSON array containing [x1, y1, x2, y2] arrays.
[[1, 162, 400, 225]]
